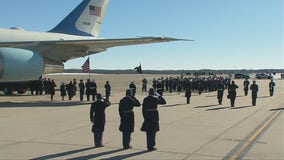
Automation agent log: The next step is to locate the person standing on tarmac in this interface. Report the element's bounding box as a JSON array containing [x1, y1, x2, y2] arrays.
[[129, 81, 137, 96], [79, 79, 85, 101], [228, 81, 238, 107], [49, 79, 56, 101], [141, 88, 166, 152], [269, 79, 276, 96], [250, 81, 258, 106], [118, 89, 141, 149], [185, 85, 192, 104], [104, 81, 111, 101], [60, 82, 66, 101], [243, 78, 250, 96], [90, 94, 111, 147], [216, 81, 225, 105], [85, 79, 91, 101]]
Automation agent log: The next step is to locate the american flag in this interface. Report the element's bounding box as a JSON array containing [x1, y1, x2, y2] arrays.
[[89, 5, 102, 17], [81, 58, 90, 73]]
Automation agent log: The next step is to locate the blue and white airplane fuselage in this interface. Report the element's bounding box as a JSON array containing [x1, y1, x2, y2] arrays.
[[0, 0, 186, 82]]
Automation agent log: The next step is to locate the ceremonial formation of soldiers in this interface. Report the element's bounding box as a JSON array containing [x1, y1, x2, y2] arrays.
[[29, 75, 276, 151]]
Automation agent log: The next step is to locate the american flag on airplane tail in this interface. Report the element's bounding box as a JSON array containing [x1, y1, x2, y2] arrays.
[[89, 5, 102, 17], [81, 58, 90, 73]]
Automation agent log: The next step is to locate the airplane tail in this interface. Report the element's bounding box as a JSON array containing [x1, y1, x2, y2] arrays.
[[49, 0, 109, 37]]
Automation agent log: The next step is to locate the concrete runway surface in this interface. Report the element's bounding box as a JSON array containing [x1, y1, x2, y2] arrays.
[[0, 74, 283, 160]]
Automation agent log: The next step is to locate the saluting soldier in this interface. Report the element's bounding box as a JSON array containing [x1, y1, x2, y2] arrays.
[[119, 89, 141, 149], [141, 88, 166, 151], [228, 81, 238, 107], [90, 94, 111, 147]]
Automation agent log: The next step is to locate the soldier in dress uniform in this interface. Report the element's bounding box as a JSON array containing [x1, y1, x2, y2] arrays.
[[79, 79, 85, 101], [269, 79, 276, 96], [217, 81, 225, 105], [90, 80, 97, 101], [104, 81, 111, 101], [185, 84, 192, 104], [250, 81, 258, 106], [85, 79, 91, 101], [66, 81, 74, 100], [129, 81, 136, 96], [243, 78, 250, 96], [118, 89, 140, 149], [60, 82, 66, 101], [228, 81, 238, 107], [49, 79, 56, 101], [90, 94, 111, 147], [141, 88, 166, 151]]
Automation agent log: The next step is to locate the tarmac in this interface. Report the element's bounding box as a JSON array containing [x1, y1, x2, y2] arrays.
[[0, 75, 283, 160]]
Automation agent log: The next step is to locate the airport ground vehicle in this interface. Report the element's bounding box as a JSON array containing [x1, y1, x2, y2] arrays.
[[0, 81, 30, 95], [255, 73, 272, 79], [234, 73, 250, 79]]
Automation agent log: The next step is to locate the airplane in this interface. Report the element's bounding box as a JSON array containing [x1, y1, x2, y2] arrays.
[[0, 0, 188, 82]]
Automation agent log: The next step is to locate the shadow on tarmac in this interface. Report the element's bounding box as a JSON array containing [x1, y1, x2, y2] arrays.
[[270, 107, 284, 111], [194, 104, 219, 108], [206, 106, 230, 111], [162, 103, 186, 108], [31, 146, 95, 160], [231, 105, 254, 110], [67, 148, 148, 160], [0, 101, 92, 108]]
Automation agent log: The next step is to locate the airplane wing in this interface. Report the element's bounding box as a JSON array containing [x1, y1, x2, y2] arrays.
[[0, 37, 191, 60]]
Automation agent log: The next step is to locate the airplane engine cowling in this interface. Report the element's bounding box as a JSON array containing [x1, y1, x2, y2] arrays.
[[0, 48, 44, 82]]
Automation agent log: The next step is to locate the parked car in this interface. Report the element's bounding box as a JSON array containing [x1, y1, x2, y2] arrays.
[[234, 73, 250, 79], [255, 73, 272, 79]]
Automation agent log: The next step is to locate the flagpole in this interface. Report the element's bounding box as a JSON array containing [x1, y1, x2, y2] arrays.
[[88, 56, 91, 80]]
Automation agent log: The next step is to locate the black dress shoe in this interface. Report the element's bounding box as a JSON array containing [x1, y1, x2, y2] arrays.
[[148, 147, 157, 151], [123, 146, 132, 150], [96, 144, 104, 148]]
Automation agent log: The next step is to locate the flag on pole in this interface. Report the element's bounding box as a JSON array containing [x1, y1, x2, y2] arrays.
[[134, 64, 142, 74], [81, 58, 90, 73]]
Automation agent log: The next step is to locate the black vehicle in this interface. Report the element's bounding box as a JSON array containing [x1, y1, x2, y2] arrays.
[[234, 73, 250, 79], [0, 81, 30, 95]]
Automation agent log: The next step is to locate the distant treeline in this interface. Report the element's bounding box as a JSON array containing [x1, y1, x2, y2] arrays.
[[64, 69, 284, 75]]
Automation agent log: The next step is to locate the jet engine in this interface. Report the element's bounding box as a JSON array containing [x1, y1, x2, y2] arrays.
[[0, 48, 44, 82]]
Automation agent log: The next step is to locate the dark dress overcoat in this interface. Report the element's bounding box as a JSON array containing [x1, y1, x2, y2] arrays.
[[141, 95, 166, 132], [90, 100, 111, 132], [119, 96, 140, 133]]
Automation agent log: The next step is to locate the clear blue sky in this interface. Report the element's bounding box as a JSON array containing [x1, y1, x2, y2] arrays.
[[0, 0, 283, 70]]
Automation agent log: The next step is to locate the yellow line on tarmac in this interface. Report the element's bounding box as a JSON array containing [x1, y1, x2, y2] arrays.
[[229, 110, 281, 160]]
